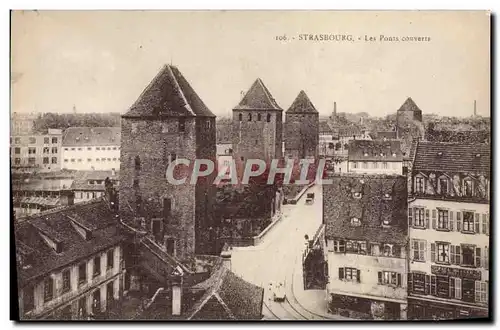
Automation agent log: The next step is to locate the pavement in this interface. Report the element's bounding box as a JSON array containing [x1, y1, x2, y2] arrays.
[[230, 184, 351, 320]]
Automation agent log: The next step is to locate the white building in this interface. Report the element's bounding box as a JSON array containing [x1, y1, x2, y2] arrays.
[[407, 142, 490, 320], [347, 140, 403, 175], [216, 143, 233, 176], [62, 127, 120, 171], [324, 174, 409, 320]]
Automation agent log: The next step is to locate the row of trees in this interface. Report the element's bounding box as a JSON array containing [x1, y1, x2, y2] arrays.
[[33, 112, 122, 133]]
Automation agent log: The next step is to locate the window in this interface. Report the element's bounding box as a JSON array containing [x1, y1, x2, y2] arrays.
[[350, 217, 361, 227], [461, 244, 476, 267], [382, 162, 388, 169], [412, 239, 426, 262], [475, 281, 488, 303], [332, 239, 345, 253], [71, 148, 75, 151], [28, 157, 36, 164], [449, 277, 462, 299], [352, 162, 358, 169], [345, 240, 367, 254], [370, 243, 380, 256], [462, 212, 475, 233], [14, 147, 20, 154], [134, 156, 141, 171], [378, 271, 401, 286], [482, 214, 489, 235], [415, 177, 425, 193], [70, 159, 75, 163], [92, 289, 101, 314], [248, 113, 252, 121], [78, 262, 87, 286], [131, 123, 138, 134], [437, 210, 449, 230], [439, 177, 448, 195], [107, 249, 114, 270], [51, 147, 57, 154], [43, 157, 49, 164], [338, 267, 360, 282], [362, 162, 368, 169], [28, 147, 36, 154], [168, 153, 177, 165], [78, 296, 87, 318], [78, 159, 82, 162], [96, 158, 100, 162], [373, 162, 378, 169], [267, 113, 271, 122], [44, 277, 54, 302], [257, 113, 261, 121], [15, 158, 21, 165], [435, 242, 450, 263], [414, 208, 425, 227], [87, 158, 92, 162], [238, 113, 243, 121], [29, 137, 36, 144], [166, 237, 175, 255], [23, 285, 34, 313], [94, 256, 101, 277], [78, 148, 82, 151], [463, 178, 473, 197], [107, 281, 115, 303], [96, 147, 101, 151], [15, 137, 21, 144], [382, 243, 396, 257], [52, 137, 58, 144], [179, 118, 186, 132], [113, 147, 117, 150], [62, 269, 71, 294], [64, 159, 68, 163], [101, 158, 106, 161], [51, 157, 57, 164], [113, 158, 117, 161], [43, 147, 50, 154], [163, 198, 172, 223], [107, 158, 111, 161]]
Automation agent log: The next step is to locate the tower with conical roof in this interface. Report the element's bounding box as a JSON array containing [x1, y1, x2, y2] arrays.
[[120, 64, 217, 258], [284, 90, 319, 159], [232, 78, 283, 162]]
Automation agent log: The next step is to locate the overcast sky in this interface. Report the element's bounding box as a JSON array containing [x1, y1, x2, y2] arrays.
[[11, 10, 490, 118]]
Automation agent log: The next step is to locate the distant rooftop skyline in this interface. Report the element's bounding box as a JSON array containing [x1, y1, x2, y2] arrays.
[[11, 11, 490, 118]]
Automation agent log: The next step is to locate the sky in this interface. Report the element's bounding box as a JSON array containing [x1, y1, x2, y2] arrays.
[[11, 10, 490, 118]]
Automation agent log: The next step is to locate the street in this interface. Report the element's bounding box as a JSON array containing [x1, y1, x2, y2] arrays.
[[230, 184, 339, 320]]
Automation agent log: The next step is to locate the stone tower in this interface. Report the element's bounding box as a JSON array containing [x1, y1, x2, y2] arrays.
[[120, 64, 217, 259], [232, 78, 283, 163], [284, 90, 319, 159]]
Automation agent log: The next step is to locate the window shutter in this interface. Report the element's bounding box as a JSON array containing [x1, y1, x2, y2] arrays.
[[449, 277, 455, 298], [475, 281, 480, 303], [357, 269, 361, 283], [431, 210, 436, 229], [431, 243, 436, 262], [475, 247, 481, 268], [338, 268, 344, 280], [450, 245, 456, 264], [424, 275, 430, 295], [449, 211, 454, 231], [425, 210, 430, 228], [397, 273, 401, 287], [485, 247, 489, 270], [457, 212, 462, 231], [456, 278, 462, 299], [408, 208, 413, 226], [475, 214, 480, 233], [378, 271, 382, 284], [482, 214, 489, 236], [408, 273, 413, 293], [431, 275, 437, 295], [457, 245, 461, 265]]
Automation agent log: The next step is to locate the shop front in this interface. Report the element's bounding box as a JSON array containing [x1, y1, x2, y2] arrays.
[[329, 293, 402, 320], [408, 298, 488, 320]]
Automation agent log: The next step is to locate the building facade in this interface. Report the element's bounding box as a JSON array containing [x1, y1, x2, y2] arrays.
[[62, 127, 121, 171], [407, 142, 490, 320], [11, 112, 37, 135], [11, 129, 63, 173], [216, 143, 233, 177], [16, 199, 126, 320], [232, 78, 283, 163], [119, 64, 217, 260], [284, 90, 319, 160], [347, 140, 403, 175], [396, 97, 423, 131], [71, 170, 119, 204], [324, 174, 409, 320]]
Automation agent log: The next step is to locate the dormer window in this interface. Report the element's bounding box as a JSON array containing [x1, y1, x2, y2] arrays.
[[353, 192, 362, 199], [364, 152, 368, 157], [438, 176, 449, 196], [382, 218, 391, 226], [475, 153, 481, 158], [437, 152, 443, 157], [350, 217, 361, 227], [463, 178, 474, 197], [383, 193, 392, 200], [248, 113, 252, 121], [383, 244, 393, 256], [392, 153, 396, 157]]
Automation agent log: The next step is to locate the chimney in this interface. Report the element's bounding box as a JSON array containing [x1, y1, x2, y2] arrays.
[[240, 91, 245, 100], [111, 168, 116, 177], [333, 102, 337, 117], [220, 249, 232, 270], [171, 266, 184, 316]]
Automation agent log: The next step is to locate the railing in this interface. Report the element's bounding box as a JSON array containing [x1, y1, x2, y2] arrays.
[[145, 287, 164, 310]]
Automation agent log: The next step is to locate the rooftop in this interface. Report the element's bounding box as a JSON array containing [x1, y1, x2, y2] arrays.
[[233, 78, 282, 111], [348, 140, 404, 162], [62, 127, 121, 147], [286, 90, 318, 114], [123, 65, 215, 118], [412, 141, 490, 174], [397, 97, 422, 113]]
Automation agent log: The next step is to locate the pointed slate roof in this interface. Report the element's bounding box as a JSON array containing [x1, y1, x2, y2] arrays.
[[234, 78, 282, 111], [286, 90, 318, 114], [397, 97, 422, 113], [123, 65, 215, 118]]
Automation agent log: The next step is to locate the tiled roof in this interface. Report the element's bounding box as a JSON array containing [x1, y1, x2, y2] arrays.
[[15, 198, 126, 285], [324, 174, 408, 244], [286, 90, 318, 114], [123, 65, 215, 118], [12, 179, 74, 191], [234, 78, 282, 111], [13, 196, 62, 207], [62, 127, 120, 147], [319, 121, 332, 134], [397, 97, 422, 113], [412, 141, 490, 174], [348, 140, 403, 162], [376, 131, 397, 140], [188, 263, 264, 320], [71, 170, 119, 191]]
